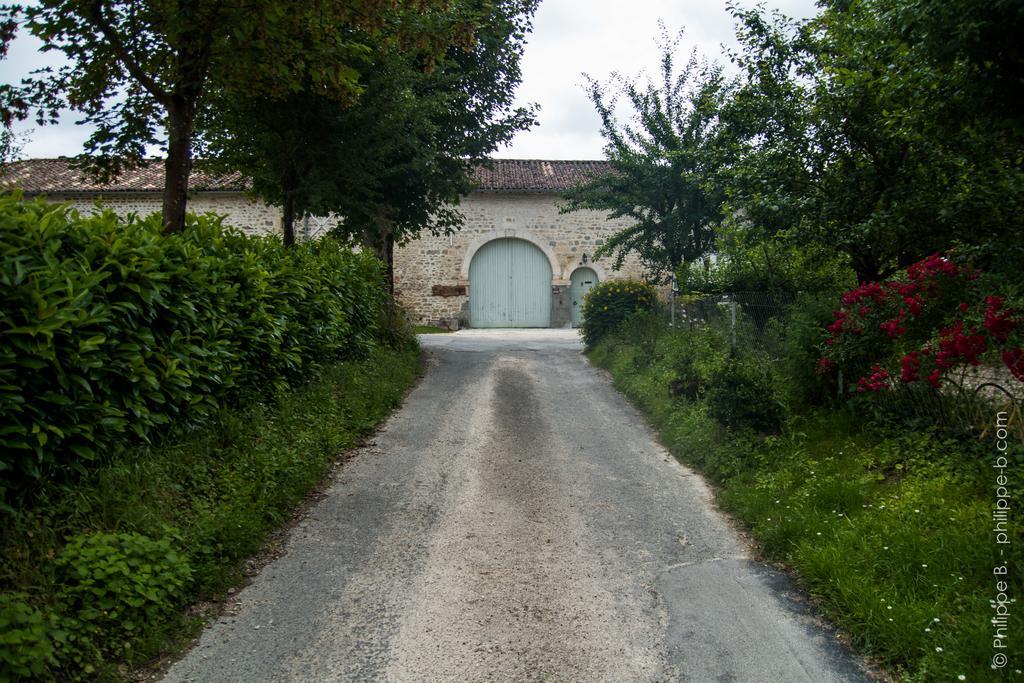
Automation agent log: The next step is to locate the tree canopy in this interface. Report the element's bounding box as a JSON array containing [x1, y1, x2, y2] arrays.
[[573, 0, 1022, 289], [201, 0, 537, 288], [721, 0, 1024, 283], [1, 0, 475, 234], [561, 30, 734, 280]]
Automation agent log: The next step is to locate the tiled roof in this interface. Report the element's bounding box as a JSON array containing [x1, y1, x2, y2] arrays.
[[1, 158, 247, 193], [472, 159, 610, 192], [1, 158, 610, 194]]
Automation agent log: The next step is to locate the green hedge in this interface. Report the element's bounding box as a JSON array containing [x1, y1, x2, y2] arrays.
[[579, 279, 657, 348], [0, 194, 387, 500]]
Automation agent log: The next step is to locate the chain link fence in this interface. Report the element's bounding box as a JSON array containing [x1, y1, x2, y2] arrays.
[[668, 290, 796, 354], [666, 290, 1023, 438]]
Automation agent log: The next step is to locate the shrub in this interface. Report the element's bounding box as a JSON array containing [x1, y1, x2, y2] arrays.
[[55, 531, 192, 663], [682, 226, 855, 296], [579, 280, 657, 348], [819, 252, 1023, 392], [703, 358, 785, 433], [0, 593, 62, 679], [659, 324, 729, 399], [770, 292, 840, 410], [0, 195, 389, 500], [378, 300, 418, 352]]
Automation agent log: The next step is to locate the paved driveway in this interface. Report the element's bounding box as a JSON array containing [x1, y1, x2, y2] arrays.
[[165, 329, 870, 682]]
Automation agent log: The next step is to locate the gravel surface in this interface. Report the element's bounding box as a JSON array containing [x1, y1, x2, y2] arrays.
[[164, 329, 871, 682]]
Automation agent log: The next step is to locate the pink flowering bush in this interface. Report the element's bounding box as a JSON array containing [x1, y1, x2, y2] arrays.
[[819, 253, 1023, 392]]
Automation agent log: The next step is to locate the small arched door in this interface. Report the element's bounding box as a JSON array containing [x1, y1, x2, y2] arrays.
[[469, 238, 552, 327], [570, 267, 599, 327]]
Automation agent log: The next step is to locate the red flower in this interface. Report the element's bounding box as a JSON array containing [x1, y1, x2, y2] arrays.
[[900, 351, 922, 383], [1003, 348, 1024, 383], [936, 322, 987, 367], [907, 253, 959, 282], [879, 319, 908, 338], [896, 282, 919, 297], [984, 295, 1018, 343], [842, 282, 885, 307], [857, 365, 891, 392], [816, 357, 834, 374]]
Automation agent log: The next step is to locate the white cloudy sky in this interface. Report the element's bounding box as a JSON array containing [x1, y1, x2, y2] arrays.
[[1, 0, 821, 160]]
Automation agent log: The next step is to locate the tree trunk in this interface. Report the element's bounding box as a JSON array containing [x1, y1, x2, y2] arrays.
[[162, 98, 195, 235], [282, 194, 296, 247], [760, 243, 778, 290], [364, 226, 396, 294], [378, 232, 395, 295], [280, 163, 300, 247]]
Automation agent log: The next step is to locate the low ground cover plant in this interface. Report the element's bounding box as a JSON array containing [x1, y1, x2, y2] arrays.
[[0, 344, 420, 680], [588, 302, 1023, 680]]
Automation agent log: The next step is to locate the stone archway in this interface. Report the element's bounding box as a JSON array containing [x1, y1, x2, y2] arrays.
[[460, 229, 562, 285]]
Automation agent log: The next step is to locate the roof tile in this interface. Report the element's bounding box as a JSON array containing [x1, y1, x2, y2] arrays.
[[2, 158, 610, 194]]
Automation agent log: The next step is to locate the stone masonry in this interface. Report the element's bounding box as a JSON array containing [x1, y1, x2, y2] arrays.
[[7, 159, 649, 327], [395, 191, 645, 325], [47, 192, 281, 236]]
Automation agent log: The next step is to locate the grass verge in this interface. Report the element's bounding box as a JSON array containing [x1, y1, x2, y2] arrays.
[[0, 343, 422, 680], [414, 324, 453, 334], [589, 336, 1022, 682]]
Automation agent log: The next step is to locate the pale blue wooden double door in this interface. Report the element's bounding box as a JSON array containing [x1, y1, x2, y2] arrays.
[[469, 238, 552, 328]]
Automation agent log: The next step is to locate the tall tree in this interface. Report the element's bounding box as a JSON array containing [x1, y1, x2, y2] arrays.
[[721, 0, 1024, 283], [561, 30, 733, 280], [0, 0, 466, 234], [717, 5, 817, 246], [327, 0, 537, 290], [201, 0, 537, 290]]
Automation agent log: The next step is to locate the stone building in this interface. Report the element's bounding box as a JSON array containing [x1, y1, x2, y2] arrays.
[[4, 158, 647, 327]]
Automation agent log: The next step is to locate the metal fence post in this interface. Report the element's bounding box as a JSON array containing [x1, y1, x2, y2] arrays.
[[730, 299, 737, 352], [670, 274, 677, 328]]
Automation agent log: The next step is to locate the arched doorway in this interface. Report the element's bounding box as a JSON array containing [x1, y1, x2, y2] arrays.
[[570, 267, 599, 327], [469, 238, 552, 327]]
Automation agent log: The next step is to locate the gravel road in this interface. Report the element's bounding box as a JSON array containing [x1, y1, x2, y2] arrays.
[[164, 329, 871, 682]]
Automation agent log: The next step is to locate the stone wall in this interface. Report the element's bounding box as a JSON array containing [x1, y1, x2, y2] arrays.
[[40, 190, 648, 327], [47, 192, 282, 236], [394, 192, 647, 326]]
